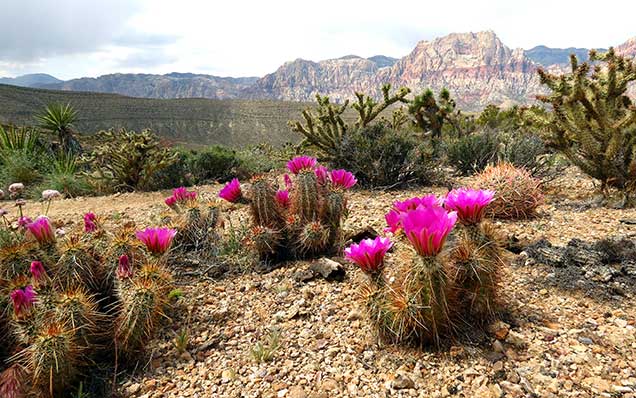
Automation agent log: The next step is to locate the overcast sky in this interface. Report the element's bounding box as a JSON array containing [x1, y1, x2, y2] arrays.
[[1, 0, 635, 80]]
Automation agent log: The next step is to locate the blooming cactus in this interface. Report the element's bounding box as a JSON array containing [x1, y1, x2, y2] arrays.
[[384, 195, 443, 234], [84, 212, 98, 233], [330, 169, 357, 190], [136, 227, 177, 255], [401, 206, 457, 257], [444, 188, 495, 225], [286, 156, 317, 174], [344, 236, 393, 274], [314, 166, 329, 185], [26, 216, 56, 245], [218, 178, 242, 203], [116, 254, 133, 279], [10, 285, 36, 317], [275, 190, 290, 208], [30, 261, 47, 284]]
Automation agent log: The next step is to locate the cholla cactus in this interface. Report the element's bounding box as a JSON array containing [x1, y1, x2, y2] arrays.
[[218, 156, 357, 262], [346, 189, 507, 347]]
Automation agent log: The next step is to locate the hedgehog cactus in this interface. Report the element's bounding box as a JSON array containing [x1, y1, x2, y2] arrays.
[[347, 189, 507, 347], [17, 321, 81, 396], [219, 156, 356, 261], [115, 278, 167, 356], [0, 195, 178, 396], [445, 188, 503, 321]]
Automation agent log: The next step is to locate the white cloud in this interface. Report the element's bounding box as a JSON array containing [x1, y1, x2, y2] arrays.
[[1, 0, 635, 79]]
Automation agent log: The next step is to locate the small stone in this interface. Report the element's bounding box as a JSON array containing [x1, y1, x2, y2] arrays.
[[492, 340, 505, 353], [505, 331, 526, 348], [309, 258, 346, 281], [320, 379, 339, 391], [287, 386, 307, 398], [578, 336, 594, 345], [489, 321, 510, 340], [493, 361, 504, 372], [391, 374, 415, 390], [126, 383, 141, 395], [221, 369, 235, 383]]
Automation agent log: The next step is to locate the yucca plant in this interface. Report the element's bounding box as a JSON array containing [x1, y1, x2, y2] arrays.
[[36, 103, 82, 155]]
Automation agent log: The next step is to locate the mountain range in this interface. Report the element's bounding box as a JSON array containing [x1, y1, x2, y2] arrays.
[[3, 31, 636, 110]]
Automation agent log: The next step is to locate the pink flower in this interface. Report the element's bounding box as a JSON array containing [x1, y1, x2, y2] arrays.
[[10, 285, 36, 317], [344, 236, 393, 274], [329, 169, 357, 189], [26, 216, 56, 245], [84, 212, 97, 233], [384, 195, 443, 234], [172, 187, 197, 202], [401, 206, 457, 257], [218, 178, 242, 203], [30, 261, 46, 284], [444, 188, 495, 225], [165, 196, 177, 208], [284, 174, 293, 190], [172, 187, 188, 201], [314, 166, 329, 185], [17, 216, 32, 227], [116, 254, 133, 279], [136, 227, 177, 255], [286, 156, 317, 174], [275, 190, 290, 208]]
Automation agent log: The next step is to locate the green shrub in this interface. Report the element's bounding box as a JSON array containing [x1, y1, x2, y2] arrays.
[[446, 131, 500, 175], [189, 145, 240, 183], [0, 150, 44, 188], [234, 145, 287, 179], [333, 123, 442, 188], [147, 149, 193, 190]]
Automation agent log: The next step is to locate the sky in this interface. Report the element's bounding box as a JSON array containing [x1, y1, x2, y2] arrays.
[[1, 0, 635, 80]]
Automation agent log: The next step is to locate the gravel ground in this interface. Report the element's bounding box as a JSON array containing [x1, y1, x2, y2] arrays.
[[14, 168, 636, 397]]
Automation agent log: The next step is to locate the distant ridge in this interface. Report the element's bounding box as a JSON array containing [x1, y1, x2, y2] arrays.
[[2, 31, 635, 111], [0, 83, 308, 148]]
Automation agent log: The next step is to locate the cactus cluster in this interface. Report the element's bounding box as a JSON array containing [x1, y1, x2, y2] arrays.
[[475, 162, 543, 219], [162, 187, 221, 260], [0, 201, 177, 395], [219, 156, 356, 262], [346, 188, 506, 347]]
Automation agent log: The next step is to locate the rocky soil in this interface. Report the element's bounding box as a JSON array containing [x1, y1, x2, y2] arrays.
[[33, 168, 636, 397]]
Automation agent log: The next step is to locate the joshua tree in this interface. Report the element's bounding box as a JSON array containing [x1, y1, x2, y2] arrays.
[[36, 103, 82, 154], [534, 48, 636, 206]]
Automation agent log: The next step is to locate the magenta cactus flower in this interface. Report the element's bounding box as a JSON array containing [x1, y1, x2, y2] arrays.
[[286, 156, 317, 174], [444, 188, 495, 225], [218, 178, 242, 203], [275, 190, 290, 208], [165, 195, 177, 208], [401, 206, 457, 257], [172, 187, 197, 202], [10, 285, 36, 317], [17, 216, 32, 227], [344, 236, 393, 274], [26, 216, 56, 245], [283, 174, 293, 190], [314, 166, 329, 185], [30, 261, 47, 284], [329, 169, 357, 189], [384, 195, 443, 234], [136, 227, 177, 255], [83, 212, 98, 233], [116, 254, 133, 279]]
